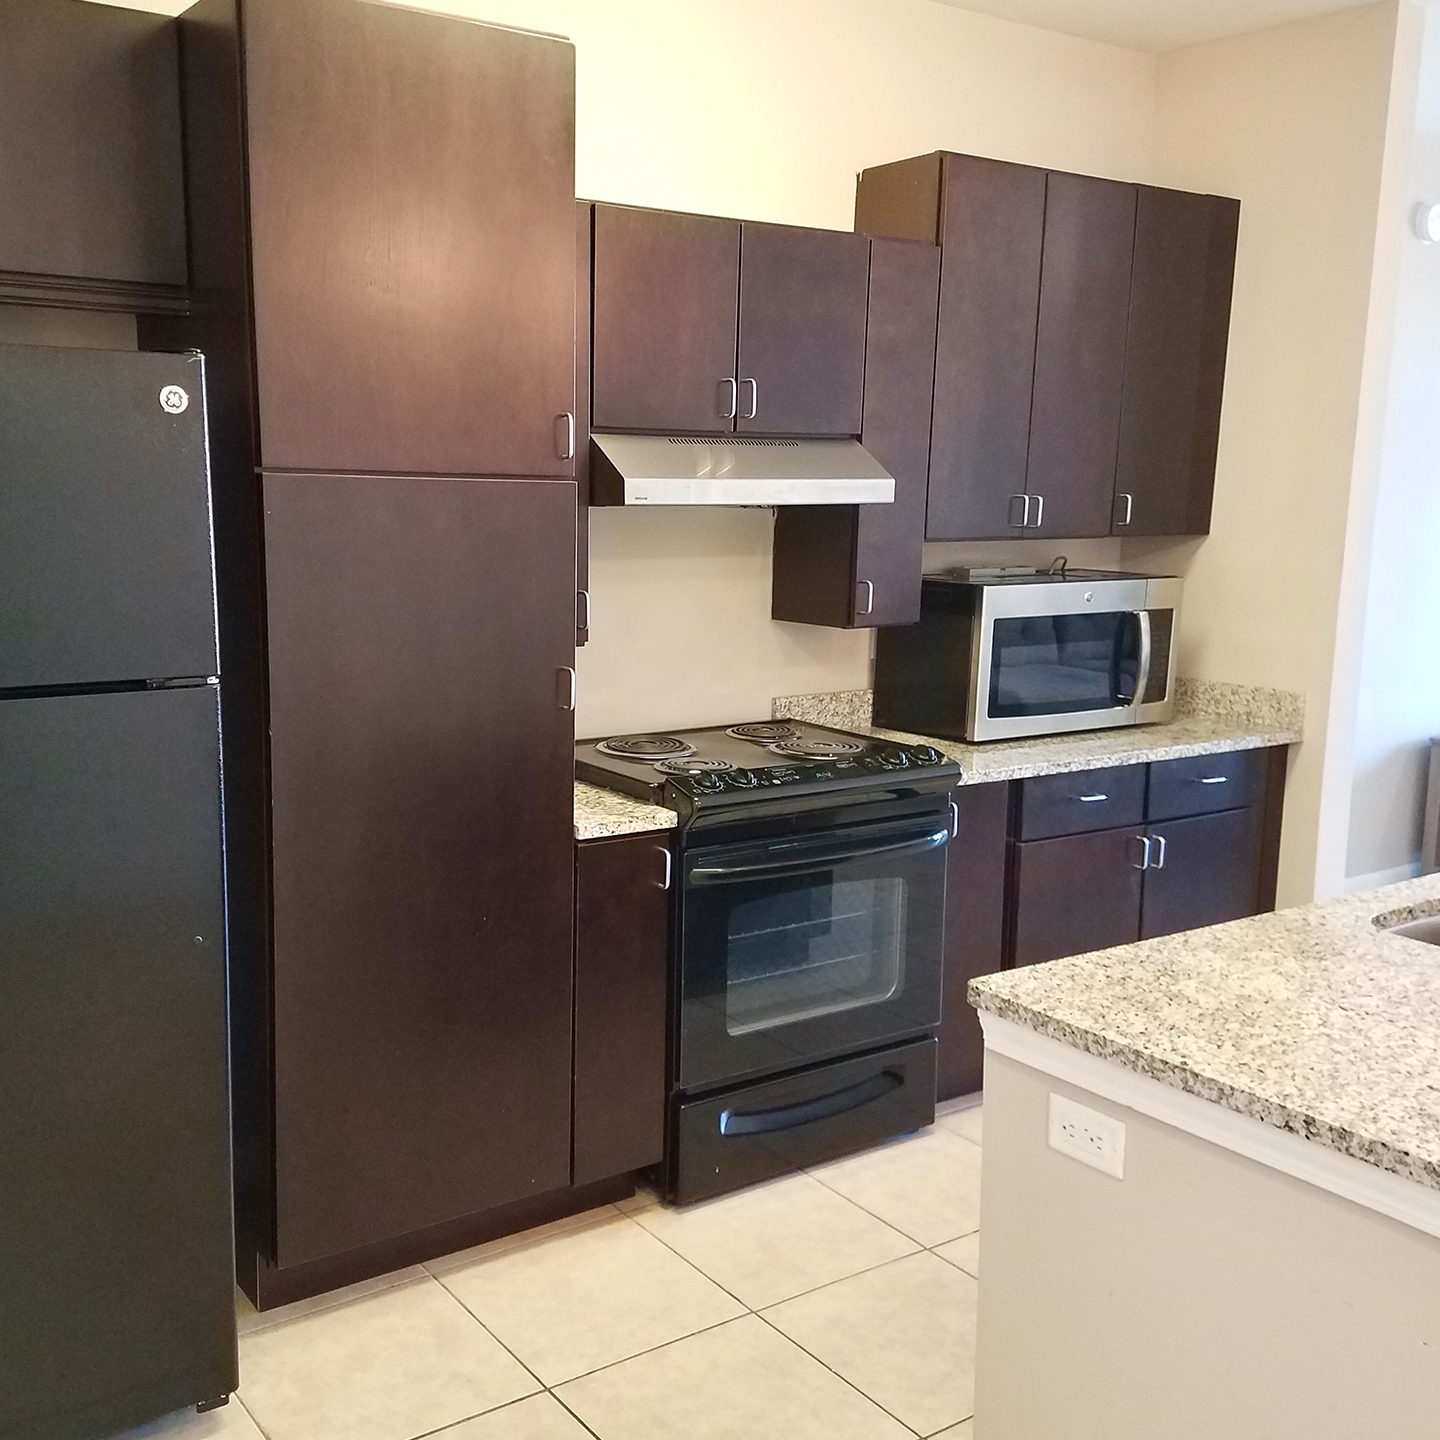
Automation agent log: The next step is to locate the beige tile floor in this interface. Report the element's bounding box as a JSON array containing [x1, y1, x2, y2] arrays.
[[115, 1098, 983, 1440]]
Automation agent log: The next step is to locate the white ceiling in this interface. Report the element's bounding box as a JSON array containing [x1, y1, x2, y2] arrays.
[[929, 0, 1375, 53]]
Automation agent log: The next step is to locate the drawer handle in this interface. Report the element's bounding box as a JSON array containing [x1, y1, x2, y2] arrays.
[[1077, 793, 1109, 803], [1197, 776, 1229, 785], [719, 1070, 903, 1137]]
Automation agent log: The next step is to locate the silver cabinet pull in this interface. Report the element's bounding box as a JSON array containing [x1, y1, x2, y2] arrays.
[[1029, 493, 1045, 528], [1132, 834, 1153, 870], [1150, 833, 1167, 869], [1008, 493, 1032, 528], [557, 666, 576, 711], [719, 377, 738, 419], [1116, 492, 1134, 527], [557, 411, 576, 461], [1077, 793, 1109, 803], [741, 377, 758, 420], [577, 589, 590, 632], [857, 580, 874, 617], [660, 848, 673, 891], [1198, 775, 1229, 785], [949, 800, 960, 839]]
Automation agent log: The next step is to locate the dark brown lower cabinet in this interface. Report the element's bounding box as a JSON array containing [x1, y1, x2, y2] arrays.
[[1141, 808, 1263, 940], [1010, 826, 1145, 968], [573, 833, 672, 1186], [263, 473, 577, 1269], [938, 784, 1009, 1100]]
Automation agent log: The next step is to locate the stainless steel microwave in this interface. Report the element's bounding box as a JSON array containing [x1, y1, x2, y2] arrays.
[[872, 568, 1183, 743]]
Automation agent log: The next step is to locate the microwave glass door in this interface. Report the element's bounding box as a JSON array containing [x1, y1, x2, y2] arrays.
[[987, 611, 1141, 719], [678, 813, 948, 1091]]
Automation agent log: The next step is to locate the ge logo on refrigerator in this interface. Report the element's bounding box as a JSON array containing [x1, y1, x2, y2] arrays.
[[159, 385, 190, 415]]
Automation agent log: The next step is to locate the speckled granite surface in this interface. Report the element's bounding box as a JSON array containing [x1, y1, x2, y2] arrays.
[[574, 782, 676, 841], [970, 874, 1440, 1192], [773, 681, 1304, 785]]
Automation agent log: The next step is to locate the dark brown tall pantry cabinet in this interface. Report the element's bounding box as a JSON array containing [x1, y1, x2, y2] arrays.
[[141, 0, 584, 1306]]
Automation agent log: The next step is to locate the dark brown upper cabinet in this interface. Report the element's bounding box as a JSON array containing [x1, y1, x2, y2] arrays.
[[736, 224, 870, 436], [1025, 172, 1137, 539], [0, 0, 187, 313], [1113, 187, 1240, 537], [771, 235, 939, 628], [591, 205, 741, 433], [241, 0, 575, 477], [856, 151, 1238, 543]]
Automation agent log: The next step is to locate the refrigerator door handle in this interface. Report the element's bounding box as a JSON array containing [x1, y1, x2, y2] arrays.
[[557, 667, 576, 711]]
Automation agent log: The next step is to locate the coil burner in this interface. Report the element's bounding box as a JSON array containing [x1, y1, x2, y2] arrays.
[[725, 722, 802, 744], [766, 739, 867, 761], [595, 735, 696, 761]]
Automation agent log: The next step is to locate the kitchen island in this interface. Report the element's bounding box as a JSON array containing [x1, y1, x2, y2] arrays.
[[967, 874, 1440, 1439]]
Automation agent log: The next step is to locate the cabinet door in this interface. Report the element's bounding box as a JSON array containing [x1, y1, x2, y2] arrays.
[[927, 154, 1046, 540], [770, 236, 938, 628], [591, 204, 740, 433], [576, 201, 592, 645], [736, 223, 870, 435], [1113, 187, 1240, 537], [243, 0, 575, 476], [0, 0, 186, 308], [1142, 809, 1263, 941], [574, 834, 671, 1186], [939, 783, 1010, 1100], [1010, 827, 1143, 968], [1025, 172, 1137, 539], [265, 474, 577, 1267]]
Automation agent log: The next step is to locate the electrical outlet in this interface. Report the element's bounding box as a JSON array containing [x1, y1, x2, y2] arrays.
[[1048, 1093, 1125, 1179]]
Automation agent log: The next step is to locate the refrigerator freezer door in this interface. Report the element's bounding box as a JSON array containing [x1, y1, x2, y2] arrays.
[[0, 344, 219, 690], [0, 687, 236, 1439]]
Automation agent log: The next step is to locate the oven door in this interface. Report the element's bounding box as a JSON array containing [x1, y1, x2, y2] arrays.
[[971, 577, 1166, 741], [677, 812, 949, 1092]]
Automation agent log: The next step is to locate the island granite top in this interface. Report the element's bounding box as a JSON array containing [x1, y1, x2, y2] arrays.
[[969, 874, 1440, 1193]]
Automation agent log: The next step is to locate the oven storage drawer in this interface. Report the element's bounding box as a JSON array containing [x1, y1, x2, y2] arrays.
[[1017, 764, 1147, 840], [1148, 749, 1263, 821], [667, 1037, 937, 1204]]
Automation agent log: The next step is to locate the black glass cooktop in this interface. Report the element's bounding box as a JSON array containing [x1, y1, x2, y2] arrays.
[[575, 720, 959, 808]]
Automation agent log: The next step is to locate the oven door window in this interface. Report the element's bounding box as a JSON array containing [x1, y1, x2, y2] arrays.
[[679, 815, 948, 1092], [725, 875, 905, 1036], [988, 611, 1140, 719]]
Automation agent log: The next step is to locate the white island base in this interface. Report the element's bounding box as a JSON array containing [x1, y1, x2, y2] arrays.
[[973, 1018, 1440, 1440]]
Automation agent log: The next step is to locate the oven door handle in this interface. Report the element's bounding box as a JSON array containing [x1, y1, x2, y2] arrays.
[[688, 826, 951, 885], [719, 1069, 904, 1137]]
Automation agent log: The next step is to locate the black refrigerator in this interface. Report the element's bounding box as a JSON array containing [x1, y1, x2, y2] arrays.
[[0, 345, 238, 1439]]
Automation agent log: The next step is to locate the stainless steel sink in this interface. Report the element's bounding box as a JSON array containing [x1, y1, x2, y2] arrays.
[[1385, 915, 1440, 946]]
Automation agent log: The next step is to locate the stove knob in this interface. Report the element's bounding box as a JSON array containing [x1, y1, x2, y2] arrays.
[[880, 748, 910, 768], [691, 772, 723, 791], [911, 745, 942, 765], [729, 769, 759, 788]]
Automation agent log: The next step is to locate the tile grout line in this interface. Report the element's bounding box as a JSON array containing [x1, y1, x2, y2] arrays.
[[235, 1392, 273, 1440], [428, 1268, 549, 1398]]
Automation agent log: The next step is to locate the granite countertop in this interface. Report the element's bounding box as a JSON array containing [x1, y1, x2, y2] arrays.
[[773, 678, 1304, 784], [574, 781, 676, 842], [969, 875, 1440, 1193]]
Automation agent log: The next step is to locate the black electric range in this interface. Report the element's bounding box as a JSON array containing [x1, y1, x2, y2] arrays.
[[576, 720, 961, 1204]]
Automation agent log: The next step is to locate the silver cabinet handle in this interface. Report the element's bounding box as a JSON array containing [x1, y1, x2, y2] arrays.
[[557, 666, 576, 711], [1009, 493, 1032, 528], [719, 377, 738, 419], [1132, 834, 1153, 870], [741, 377, 758, 420], [660, 848, 672, 891], [949, 799, 960, 839], [1029, 493, 1045, 528], [1198, 775, 1229, 785], [557, 411, 576, 461], [1077, 793, 1109, 803], [1116, 492, 1134, 527], [857, 580, 874, 617], [577, 589, 590, 632], [1150, 833, 1167, 869]]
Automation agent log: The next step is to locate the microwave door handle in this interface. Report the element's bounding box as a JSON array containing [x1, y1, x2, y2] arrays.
[[689, 826, 950, 885], [1133, 609, 1153, 709]]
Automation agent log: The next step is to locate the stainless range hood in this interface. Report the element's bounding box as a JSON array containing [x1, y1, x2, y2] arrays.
[[589, 433, 895, 507]]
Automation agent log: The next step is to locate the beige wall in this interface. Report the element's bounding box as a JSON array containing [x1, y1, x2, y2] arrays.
[[1124, 2, 1403, 905], [394, 0, 1157, 738], [976, 1051, 1440, 1438]]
